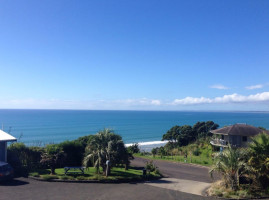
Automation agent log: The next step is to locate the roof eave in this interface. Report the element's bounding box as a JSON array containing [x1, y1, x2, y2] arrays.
[[0, 139, 17, 142], [210, 131, 228, 136]]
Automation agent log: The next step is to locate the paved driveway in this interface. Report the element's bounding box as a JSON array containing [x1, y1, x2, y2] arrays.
[[0, 177, 215, 200]]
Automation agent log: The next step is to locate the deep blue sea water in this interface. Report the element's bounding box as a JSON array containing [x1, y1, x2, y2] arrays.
[[0, 109, 269, 146]]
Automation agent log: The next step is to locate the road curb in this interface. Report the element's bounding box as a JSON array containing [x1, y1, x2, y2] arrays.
[[28, 175, 161, 184]]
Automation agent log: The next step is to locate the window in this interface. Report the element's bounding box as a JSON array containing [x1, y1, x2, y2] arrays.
[[221, 135, 224, 140], [242, 136, 247, 142]]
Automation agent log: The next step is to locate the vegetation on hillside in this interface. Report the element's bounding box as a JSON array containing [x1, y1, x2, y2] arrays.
[[137, 121, 219, 166], [162, 121, 219, 147], [135, 138, 213, 166]]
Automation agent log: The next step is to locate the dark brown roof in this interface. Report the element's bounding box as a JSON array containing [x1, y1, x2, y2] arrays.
[[211, 124, 269, 136]]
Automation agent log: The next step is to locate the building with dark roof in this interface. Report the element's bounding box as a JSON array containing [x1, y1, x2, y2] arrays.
[[210, 124, 269, 148]]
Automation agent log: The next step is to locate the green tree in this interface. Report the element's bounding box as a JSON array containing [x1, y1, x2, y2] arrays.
[[127, 143, 140, 154], [177, 125, 194, 146], [210, 145, 248, 190], [108, 139, 130, 170], [193, 121, 219, 138], [162, 125, 181, 146], [151, 148, 158, 158], [162, 125, 194, 147], [158, 146, 166, 158], [40, 144, 65, 175], [75, 134, 95, 150], [248, 132, 269, 189], [83, 129, 130, 174]]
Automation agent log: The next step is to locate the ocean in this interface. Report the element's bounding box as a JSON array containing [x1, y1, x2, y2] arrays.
[[0, 109, 269, 150]]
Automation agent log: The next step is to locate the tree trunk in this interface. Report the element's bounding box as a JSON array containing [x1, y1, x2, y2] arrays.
[[102, 164, 107, 175], [106, 165, 109, 177], [50, 166, 55, 175]]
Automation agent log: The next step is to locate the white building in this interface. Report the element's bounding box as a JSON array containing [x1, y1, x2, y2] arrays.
[[0, 130, 17, 162]]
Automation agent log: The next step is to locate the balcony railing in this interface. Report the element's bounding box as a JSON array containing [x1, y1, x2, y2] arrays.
[[210, 138, 228, 147]]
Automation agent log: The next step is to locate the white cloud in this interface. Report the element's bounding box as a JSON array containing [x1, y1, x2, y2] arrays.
[[116, 98, 162, 106], [210, 84, 229, 90], [172, 92, 269, 105], [151, 100, 161, 105], [173, 97, 212, 105], [245, 84, 263, 90]]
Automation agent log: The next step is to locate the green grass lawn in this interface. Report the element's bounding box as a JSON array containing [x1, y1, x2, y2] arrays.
[[29, 166, 161, 181], [134, 153, 213, 166], [135, 142, 214, 166]]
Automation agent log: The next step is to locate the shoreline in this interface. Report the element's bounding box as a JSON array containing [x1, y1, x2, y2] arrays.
[[126, 141, 168, 152]]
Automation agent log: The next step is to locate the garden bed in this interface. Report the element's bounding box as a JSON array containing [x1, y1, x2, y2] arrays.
[[207, 180, 269, 199], [29, 166, 161, 183]]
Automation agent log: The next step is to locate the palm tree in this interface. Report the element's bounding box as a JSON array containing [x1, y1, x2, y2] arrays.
[[83, 129, 129, 174], [83, 129, 110, 174], [209, 145, 248, 190], [248, 132, 269, 189]]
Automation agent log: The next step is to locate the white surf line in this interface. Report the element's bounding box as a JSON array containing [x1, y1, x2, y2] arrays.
[[125, 140, 168, 147], [145, 178, 211, 196]]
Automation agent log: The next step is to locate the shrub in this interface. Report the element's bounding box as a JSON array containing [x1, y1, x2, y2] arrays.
[[192, 148, 201, 156], [41, 175, 58, 181], [76, 176, 87, 180], [59, 176, 69, 180], [238, 190, 250, 198], [7, 143, 43, 176], [30, 172, 39, 177], [154, 168, 161, 176], [145, 160, 157, 174], [203, 161, 208, 165], [214, 189, 223, 197], [58, 141, 84, 166]]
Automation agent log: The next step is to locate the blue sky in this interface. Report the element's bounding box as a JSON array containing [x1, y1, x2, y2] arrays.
[[0, 0, 269, 111]]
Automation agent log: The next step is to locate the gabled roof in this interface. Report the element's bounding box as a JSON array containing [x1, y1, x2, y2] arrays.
[[210, 124, 269, 137], [0, 130, 17, 142]]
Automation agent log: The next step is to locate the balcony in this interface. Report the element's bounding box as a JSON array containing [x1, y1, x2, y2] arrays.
[[210, 138, 228, 147]]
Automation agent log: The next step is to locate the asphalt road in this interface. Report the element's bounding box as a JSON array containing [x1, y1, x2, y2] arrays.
[[0, 177, 215, 200], [131, 157, 217, 183]]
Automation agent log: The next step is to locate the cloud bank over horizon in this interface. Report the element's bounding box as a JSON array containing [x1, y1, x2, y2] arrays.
[[1, 92, 269, 111]]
